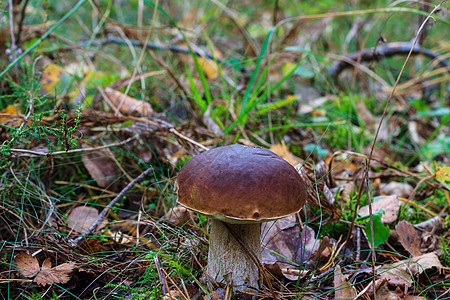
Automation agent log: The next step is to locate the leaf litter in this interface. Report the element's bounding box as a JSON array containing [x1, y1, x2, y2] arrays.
[[14, 253, 75, 287]]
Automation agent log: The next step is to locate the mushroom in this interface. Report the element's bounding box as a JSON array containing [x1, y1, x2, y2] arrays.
[[176, 144, 307, 291]]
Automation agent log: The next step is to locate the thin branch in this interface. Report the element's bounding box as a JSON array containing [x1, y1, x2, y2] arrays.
[[9, 134, 138, 157], [329, 41, 449, 77], [69, 167, 154, 246], [16, 0, 31, 44], [169, 128, 209, 151], [154, 254, 169, 295]]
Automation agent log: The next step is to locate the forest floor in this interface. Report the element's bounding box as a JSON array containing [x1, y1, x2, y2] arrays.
[[0, 1, 449, 299]]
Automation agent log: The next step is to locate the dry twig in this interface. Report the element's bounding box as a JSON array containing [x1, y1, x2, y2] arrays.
[[69, 167, 153, 246]]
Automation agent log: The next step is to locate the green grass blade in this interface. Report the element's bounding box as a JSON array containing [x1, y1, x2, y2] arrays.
[[0, 0, 89, 79], [240, 27, 276, 114], [185, 65, 207, 112]]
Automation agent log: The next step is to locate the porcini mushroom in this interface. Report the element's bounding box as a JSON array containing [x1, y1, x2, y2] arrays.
[[176, 144, 307, 291]]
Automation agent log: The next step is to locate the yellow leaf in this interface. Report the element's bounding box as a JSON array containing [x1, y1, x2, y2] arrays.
[[0, 104, 20, 124], [198, 57, 219, 80], [269, 142, 302, 166], [104, 87, 153, 117], [40, 64, 66, 95], [282, 61, 297, 76], [436, 166, 450, 182], [312, 109, 326, 118], [184, 45, 222, 80]]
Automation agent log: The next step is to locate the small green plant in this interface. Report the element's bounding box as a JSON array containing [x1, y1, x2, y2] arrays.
[[57, 101, 83, 151], [103, 283, 155, 299], [360, 210, 390, 248], [0, 101, 83, 170], [440, 236, 450, 267]]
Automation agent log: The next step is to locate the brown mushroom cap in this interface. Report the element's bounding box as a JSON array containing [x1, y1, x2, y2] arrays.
[[177, 144, 307, 223]]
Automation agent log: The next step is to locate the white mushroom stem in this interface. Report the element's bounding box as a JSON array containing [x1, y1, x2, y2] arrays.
[[207, 219, 262, 290]]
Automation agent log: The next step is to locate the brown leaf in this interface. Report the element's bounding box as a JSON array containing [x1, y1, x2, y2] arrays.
[[81, 145, 118, 188], [67, 206, 106, 234], [334, 265, 357, 299], [34, 259, 75, 286], [325, 153, 361, 175], [162, 289, 187, 300], [404, 296, 427, 300], [14, 253, 40, 278], [163, 206, 194, 226], [270, 143, 302, 166], [359, 195, 400, 223], [33, 258, 52, 286], [15, 253, 75, 287], [414, 216, 443, 233], [377, 252, 442, 288], [395, 220, 422, 257], [262, 214, 301, 267], [374, 280, 401, 300], [104, 87, 153, 117], [379, 181, 413, 198], [182, 45, 222, 80], [77, 238, 104, 254], [262, 215, 318, 278], [410, 252, 442, 274]]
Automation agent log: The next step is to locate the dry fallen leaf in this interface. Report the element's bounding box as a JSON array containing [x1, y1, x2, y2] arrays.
[[262, 214, 318, 280], [269, 142, 302, 166], [262, 214, 301, 268], [395, 220, 422, 257], [435, 166, 450, 182], [34, 258, 74, 286], [379, 181, 413, 198], [414, 216, 443, 232], [39, 64, 73, 96], [182, 45, 223, 80], [162, 289, 187, 300], [163, 206, 194, 226], [15, 253, 75, 286], [197, 57, 219, 80], [67, 206, 107, 234], [81, 145, 119, 188], [359, 195, 400, 223], [14, 253, 40, 278], [374, 280, 401, 300], [403, 296, 427, 300], [40, 64, 65, 93], [334, 265, 357, 299], [325, 153, 361, 175], [104, 87, 153, 117], [410, 252, 443, 274], [0, 104, 21, 125], [377, 252, 442, 288]]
